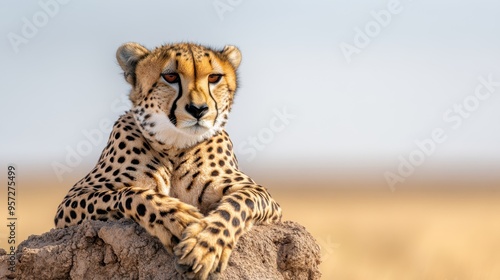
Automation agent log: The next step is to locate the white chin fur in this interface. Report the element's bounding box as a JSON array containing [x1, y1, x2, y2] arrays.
[[135, 110, 220, 149]]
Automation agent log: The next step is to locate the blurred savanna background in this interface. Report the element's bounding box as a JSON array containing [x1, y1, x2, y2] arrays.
[[1, 1, 500, 279]]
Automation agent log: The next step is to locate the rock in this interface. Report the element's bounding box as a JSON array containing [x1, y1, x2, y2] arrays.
[[0, 220, 321, 280]]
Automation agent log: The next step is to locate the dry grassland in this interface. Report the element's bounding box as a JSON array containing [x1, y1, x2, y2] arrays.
[[2, 176, 499, 279]]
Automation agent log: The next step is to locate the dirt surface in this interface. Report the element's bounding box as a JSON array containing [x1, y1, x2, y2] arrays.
[[0, 220, 320, 280]]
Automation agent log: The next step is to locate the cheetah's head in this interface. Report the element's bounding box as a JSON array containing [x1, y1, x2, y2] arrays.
[[117, 42, 241, 149]]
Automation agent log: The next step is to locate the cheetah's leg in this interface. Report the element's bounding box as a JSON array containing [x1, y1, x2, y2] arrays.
[[55, 188, 203, 253], [174, 184, 282, 279]]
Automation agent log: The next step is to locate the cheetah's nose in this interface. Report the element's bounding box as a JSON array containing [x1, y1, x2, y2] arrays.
[[185, 103, 208, 119]]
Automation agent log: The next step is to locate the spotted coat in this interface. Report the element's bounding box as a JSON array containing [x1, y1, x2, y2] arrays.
[[54, 42, 282, 280]]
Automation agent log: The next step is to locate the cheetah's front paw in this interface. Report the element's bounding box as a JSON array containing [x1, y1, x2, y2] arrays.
[[174, 218, 234, 280], [145, 201, 204, 254]]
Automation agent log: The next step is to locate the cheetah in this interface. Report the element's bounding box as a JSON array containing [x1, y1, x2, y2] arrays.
[[54, 42, 282, 279]]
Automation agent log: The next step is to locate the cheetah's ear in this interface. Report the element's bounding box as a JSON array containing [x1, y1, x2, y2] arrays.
[[116, 42, 150, 85], [221, 45, 241, 69]]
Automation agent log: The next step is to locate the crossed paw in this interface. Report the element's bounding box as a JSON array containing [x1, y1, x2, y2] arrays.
[[153, 202, 204, 255], [174, 217, 235, 280]]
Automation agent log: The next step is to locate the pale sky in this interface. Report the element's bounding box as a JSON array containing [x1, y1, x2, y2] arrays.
[[1, 0, 499, 180]]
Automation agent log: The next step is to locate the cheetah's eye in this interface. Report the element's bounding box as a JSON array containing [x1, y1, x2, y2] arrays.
[[208, 74, 223, 84], [162, 73, 180, 84]]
